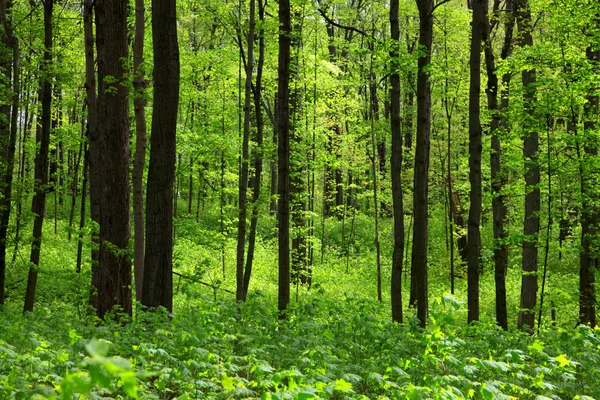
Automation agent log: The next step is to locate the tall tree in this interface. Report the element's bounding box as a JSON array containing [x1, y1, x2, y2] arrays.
[[132, 0, 147, 303], [84, 0, 100, 308], [516, 0, 540, 330], [23, 0, 52, 313], [483, 0, 515, 330], [467, 0, 484, 323], [579, 41, 599, 327], [390, 0, 404, 324], [236, 0, 255, 302], [94, 0, 132, 318], [0, 0, 18, 307], [412, 0, 434, 328], [142, 0, 180, 311], [277, 0, 291, 318]]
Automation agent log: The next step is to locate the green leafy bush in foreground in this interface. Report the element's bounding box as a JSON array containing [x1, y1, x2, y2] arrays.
[[1, 294, 600, 399]]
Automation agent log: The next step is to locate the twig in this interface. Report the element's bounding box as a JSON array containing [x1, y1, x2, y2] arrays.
[[172, 271, 234, 294]]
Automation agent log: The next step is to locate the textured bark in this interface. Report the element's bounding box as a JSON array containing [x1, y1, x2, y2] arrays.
[[84, 0, 99, 308], [516, 0, 540, 330], [242, 0, 265, 301], [483, 0, 515, 330], [277, 0, 291, 317], [95, 0, 132, 318], [412, 0, 433, 328], [236, 0, 255, 302], [390, 0, 404, 324], [0, 0, 18, 307], [467, 0, 484, 324], [132, 0, 147, 303], [23, 0, 52, 313], [142, 0, 180, 312], [76, 143, 88, 273], [579, 45, 599, 327]]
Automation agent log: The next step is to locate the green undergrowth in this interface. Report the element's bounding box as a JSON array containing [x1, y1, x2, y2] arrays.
[[1, 293, 600, 399]]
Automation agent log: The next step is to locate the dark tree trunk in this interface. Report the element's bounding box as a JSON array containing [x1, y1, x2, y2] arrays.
[[277, 0, 291, 317], [132, 0, 147, 303], [84, 0, 100, 308], [188, 157, 193, 214], [411, 0, 433, 328], [76, 142, 88, 273], [95, 0, 132, 318], [467, 0, 484, 324], [242, 0, 265, 301], [516, 0, 540, 330], [483, 0, 515, 330], [142, 0, 180, 312], [23, 0, 52, 313], [390, 0, 404, 324], [0, 0, 18, 307], [579, 44, 599, 327], [236, 0, 255, 302]]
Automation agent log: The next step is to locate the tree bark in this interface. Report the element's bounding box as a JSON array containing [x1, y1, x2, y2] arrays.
[[0, 0, 18, 307], [142, 0, 180, 312], [412, 0, 433, 328], [236, 0, 255, 302], [132, 0, 147, 303], [516, 0, 540, 330], [23, 0, 52, 313], [277, 0, 291, 318], [467, 0, 484, 324], [95, 0, 132, 318]]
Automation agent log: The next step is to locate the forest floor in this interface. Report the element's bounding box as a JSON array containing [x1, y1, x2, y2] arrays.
[[1, 213, 599, 399]]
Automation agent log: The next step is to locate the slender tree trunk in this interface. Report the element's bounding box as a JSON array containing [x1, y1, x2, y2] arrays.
[[277, 0, 291, 318], [236, 0, 255, 302], [242, 0, 266, 301], [579, 44, 599, 327], [142, 0, 180, 312], [76, 142, 88, 273], [95, 0, 132, 318], [23, 0, 52, 313], [516, 0, 540, 330], [0, 0, 18, 307], [483, 0, 514, 330], [412, 0, 433, 328], [68, 134, 83, 241], [390, 0, 404, 323], [467, 0, 484, 324], [132, 0, 147, 303], [84, 0, 100, 308], [188, 157, 193, 214]]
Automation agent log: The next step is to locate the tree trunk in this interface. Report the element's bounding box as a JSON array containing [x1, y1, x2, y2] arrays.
[[95, 0, 132, 318], [516, 0, 540, 330], [23, 0, 52, 313], [0, 0, 18, 307], [142, 0, 180, 312], [236, 0, 255, 302], [412, 0, 433, 328], [467, 0, 484, 324], [242, 0, 265, 301], [579, 44, 599, 327], [277, 0, 291, 318], [132, 0, 147, 303], [483, 0, 515, 330], [84, 0, 100, 308], [390, 0, 404, 323]]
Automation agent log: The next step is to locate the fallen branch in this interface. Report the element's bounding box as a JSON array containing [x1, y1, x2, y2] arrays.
[[173, 271, 234, 294]]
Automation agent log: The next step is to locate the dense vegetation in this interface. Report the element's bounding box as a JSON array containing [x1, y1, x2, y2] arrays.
[[1, 0, 600, 398]]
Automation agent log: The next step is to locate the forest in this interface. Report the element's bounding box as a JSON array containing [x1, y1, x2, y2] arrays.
[[1, 0, 600, 398]]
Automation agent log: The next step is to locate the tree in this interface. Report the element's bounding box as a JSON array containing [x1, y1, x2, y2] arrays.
[[277, 0, 291, 318], [94, 0, 132, 318], [412, 0, 434, 328], [132, 0, 147, 303], [23, 0, 52, 313], [516, 0, 540, 330], [390, 0, 404, 324], [0, 0, 18, 307], [142, 0, 180, 311], [467, 0, 484, 324]]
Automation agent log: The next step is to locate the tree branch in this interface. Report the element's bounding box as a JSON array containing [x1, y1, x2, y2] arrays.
[[317, 8, 374, 40]]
